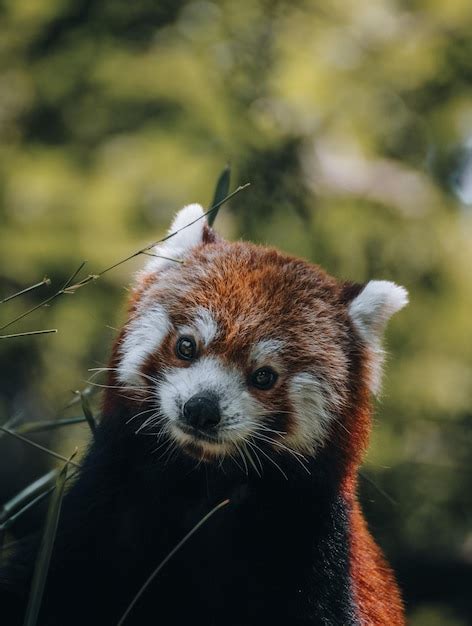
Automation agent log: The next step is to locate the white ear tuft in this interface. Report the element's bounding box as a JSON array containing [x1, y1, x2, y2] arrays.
[[349, 281, 408, 340], [145, 203, 206, 273], [168, 203, 205, 239], [348, 280, 408, 394]]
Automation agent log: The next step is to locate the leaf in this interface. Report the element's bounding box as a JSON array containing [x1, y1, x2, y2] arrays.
[[0, 470, 58, 525], [208, 165, 231, 227], [23, 449, 77, 626], [79, 391, 97, 435]]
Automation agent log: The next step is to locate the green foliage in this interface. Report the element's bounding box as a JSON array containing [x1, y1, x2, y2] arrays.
[[24, 452, 76, 626], [0, 0, 471, 622]]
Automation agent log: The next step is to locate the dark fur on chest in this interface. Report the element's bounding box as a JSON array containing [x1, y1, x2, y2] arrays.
[[2, 407, 359, 626]]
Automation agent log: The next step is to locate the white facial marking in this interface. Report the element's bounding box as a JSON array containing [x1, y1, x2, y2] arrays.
[[158, 356, 263, 451], [349, 280, 408, 394], [144, 204, 206, 274], [191, 308, 219, 347], [287, 372, 338, 453], [118, 304, 170, 384], [250, 339, 285, 365]]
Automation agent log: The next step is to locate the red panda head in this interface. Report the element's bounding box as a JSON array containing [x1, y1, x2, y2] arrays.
[[108, 204, 407, 475]]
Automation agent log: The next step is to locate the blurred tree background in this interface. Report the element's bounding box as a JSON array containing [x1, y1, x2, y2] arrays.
[[0, 1, 471, 623]]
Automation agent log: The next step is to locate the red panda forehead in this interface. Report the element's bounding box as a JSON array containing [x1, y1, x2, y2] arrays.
[[151, 241, 350, 364], [178, 240, 341, 307]]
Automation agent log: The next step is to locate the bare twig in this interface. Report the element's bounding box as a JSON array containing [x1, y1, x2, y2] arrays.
[[64, 385, 96, 410], [0, 262, 87, 333], [117, 499, 230, 626], [0, 470, 58, 525], [0, 426, 80, 468], [0, 184, 250, 333], [67, 183, 250, 289], [17, 416, 87, 435], [0, 329, 57, 339], [140, 252, 184, 263], [0, 277, 51, 304], [0, 471, 78, 533]]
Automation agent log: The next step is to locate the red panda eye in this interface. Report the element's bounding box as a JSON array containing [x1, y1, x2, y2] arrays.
[[176, 336, 197, 361], [250, 368, 278, 390]]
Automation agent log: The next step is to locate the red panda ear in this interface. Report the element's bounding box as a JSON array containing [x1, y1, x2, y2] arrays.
[[347, 280, 408, 394], [143, 204, 213, 274]]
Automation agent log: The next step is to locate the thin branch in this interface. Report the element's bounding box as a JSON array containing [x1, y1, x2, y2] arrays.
[[17, 416, 87, 435], [63, 385, 96, 410], [0, 415, 22, 441], [359, 470, 397, 506], [0, 261, 87, 332], [0, 329, 57, 339], [66, 183, 250, 288], [0, 426, 80, 468], [0, 471, 77, 532], [140, 252, 184, 263], [0, 184, 250, 332], [0, 470, 58, 525], [0, 487, 55, 534], [0, 277, 51, 304], [117, 499, 230, 626]]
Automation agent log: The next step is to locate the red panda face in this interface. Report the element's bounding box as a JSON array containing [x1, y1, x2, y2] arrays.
[[112, 205, 407, 469]]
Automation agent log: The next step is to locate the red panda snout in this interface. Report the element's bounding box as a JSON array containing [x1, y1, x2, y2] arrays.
[[158, 354, 266, 460]]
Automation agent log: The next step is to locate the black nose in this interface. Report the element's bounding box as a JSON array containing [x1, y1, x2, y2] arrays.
[[183, 394, 221, 430]]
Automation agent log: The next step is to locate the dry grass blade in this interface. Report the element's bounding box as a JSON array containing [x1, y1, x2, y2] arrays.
[[76, 182, 250, 282], [79, 391, 97, 435], [359, 470, 397, 506], [0, 471, 78, 534], [64, 385, 95, 410], [0, 277, 51, 304], [17, 417, 86, 435], [0, 426, 80, 468], [0, 470, 58, 525], [23, 450, 77, 626], [208, 165, 231, 227], [0, 181, 250, 333], [117, 498, 230, 626], [140, 252, 184, 263], [0, 329, 57, 339], [0, 261, 87, 333]]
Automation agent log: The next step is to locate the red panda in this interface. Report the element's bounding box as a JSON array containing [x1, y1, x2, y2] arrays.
[[1, 204, 407, 625]]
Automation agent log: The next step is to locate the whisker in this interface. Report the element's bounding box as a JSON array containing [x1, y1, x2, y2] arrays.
[[135, 413, 166, 434], [85, 380, 146, 393], [233, 443, 249, 477], [251, 432, 311, 475], [125, 407, 156, 425], [157, 439, 177, 464], [252, 424, 287, 436], [228, 450, 245, 475], [152, 436, 173, 455], [88, 367, 161, 387], [249, 440, 288, 480], [252, 432, 306, 459], [243, 441, 263, 477]]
